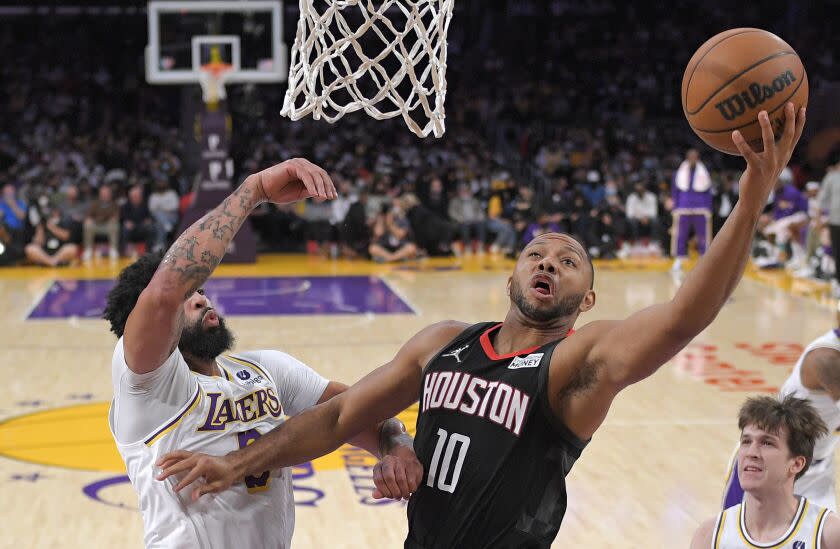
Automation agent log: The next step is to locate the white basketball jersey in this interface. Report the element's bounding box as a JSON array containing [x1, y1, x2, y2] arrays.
[[779, 329, 840, 462], [109, 340, 327, 549], [713, 497, 831, 548]]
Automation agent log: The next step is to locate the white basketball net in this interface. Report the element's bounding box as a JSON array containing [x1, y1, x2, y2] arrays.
[[281, 0, 454, 138], [199, 66, 231, 106]]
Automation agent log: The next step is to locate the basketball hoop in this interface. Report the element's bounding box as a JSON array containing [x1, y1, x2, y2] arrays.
[[199, 61, 233, 110], [281, 0, 455, 138]]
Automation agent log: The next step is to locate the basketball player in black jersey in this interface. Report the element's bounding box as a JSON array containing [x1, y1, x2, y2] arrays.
[[158, 105, 806, 548]]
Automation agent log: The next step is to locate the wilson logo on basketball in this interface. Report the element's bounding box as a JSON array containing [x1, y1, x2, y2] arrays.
[[714, 70, 797, 121]]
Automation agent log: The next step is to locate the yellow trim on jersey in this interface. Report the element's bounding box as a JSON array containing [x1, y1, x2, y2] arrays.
[[714, 510, 727, 549], [144, 387, 203, 446], [225, 354, 272, 383], [737, 498, 809, 548], [814, 507, 829, 549], [246, 476, 272, 494], [217, 363, 232, 381]]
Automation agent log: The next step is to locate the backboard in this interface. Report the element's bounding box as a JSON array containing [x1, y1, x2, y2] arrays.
[[145, 1, 286, 85]]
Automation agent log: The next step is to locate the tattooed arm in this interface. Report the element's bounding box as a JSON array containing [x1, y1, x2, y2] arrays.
[[122, 159, 336, 374]]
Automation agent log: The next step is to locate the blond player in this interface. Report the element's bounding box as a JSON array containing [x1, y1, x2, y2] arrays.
[[104, 158, 421, 548], [692, 395, 840, 548], [723, 305, 840, 512]]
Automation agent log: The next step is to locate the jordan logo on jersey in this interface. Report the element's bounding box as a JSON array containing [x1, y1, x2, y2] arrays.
[[197, 388, 283, 431], [442, 345, 469, 363]]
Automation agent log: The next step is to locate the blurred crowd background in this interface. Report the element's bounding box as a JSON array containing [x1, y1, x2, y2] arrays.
[[2, 0, 840, 285]]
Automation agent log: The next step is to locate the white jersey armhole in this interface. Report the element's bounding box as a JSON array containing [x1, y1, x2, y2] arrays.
[[711, 508, 726, 549], [816, 508, 832, 549]]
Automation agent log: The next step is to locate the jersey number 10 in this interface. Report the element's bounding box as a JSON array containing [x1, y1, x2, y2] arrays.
[[427, 428, 471, 493]]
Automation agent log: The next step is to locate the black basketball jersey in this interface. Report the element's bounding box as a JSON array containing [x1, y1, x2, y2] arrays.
[[405, 322, 588, 549]]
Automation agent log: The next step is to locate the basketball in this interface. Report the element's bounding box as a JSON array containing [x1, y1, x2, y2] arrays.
[[682, 28, 808, 155]]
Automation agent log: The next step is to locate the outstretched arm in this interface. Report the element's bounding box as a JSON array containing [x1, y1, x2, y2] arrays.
[[315, 381, 412, 459], [122, 159, 335, 374], [554, 105, 806, 438], [594, 106, 805, 382], [314, 381, 420, 500], [157, 321, 467, 499]]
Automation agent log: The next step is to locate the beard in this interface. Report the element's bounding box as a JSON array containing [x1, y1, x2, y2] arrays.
[[510, 277, 584, 322], [178, 311, 235, 361]]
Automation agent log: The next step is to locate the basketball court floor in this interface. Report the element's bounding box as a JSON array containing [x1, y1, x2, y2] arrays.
[[0, 254, 836, 548]]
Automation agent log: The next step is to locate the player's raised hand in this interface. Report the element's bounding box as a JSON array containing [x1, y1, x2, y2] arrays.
[[255, 158, 336, 205], [156, 450, 240, 501], [372, 445, 424, 500], [732, 102, 805, 207]]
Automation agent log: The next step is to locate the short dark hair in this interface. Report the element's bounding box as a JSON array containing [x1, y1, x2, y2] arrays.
[[738, 394, 828, 481], [103, 252, 164, 338]]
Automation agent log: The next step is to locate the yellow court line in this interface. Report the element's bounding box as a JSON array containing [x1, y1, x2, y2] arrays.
[[0, 253, 675, 279], [3, 253, 833, 315]]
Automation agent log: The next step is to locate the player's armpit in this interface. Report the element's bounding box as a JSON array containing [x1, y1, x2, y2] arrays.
[[545, 314, 689, 440], [585, 303, 693, 389], [122, 287, 184, 375], [544, 322, 619, 439]]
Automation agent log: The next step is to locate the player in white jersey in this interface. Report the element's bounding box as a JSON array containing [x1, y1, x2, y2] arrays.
[[723, 310, 840, 511], [103, 158, 423, 548], [692, 395, 840, 548]]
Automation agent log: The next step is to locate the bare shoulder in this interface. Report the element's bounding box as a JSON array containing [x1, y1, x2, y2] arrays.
[[803, 347, 840, 399], [689, 516, 717, 549], [569, 319, 620, 341], [822, 511, 840, 548], [546, 318, 640, 439], [423, 320, 471, 336], [407, 320, 471, 367], [802, 346, 840, 369], [548, 319, 619, 380], [409, 320, 470, 345]]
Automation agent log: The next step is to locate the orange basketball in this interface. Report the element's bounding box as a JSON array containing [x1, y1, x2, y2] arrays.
[[682, 28, 808, 155]]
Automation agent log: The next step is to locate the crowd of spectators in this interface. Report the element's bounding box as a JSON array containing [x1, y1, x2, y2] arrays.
[[1, 1, 838, 274]]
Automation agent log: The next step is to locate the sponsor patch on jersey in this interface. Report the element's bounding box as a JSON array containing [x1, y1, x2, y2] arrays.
[[508, 353, 543, 369], [236, 370, 251, 380]]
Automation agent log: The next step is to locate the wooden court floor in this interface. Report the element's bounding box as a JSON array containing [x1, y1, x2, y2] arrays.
[[0, 254, 836, 548]]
